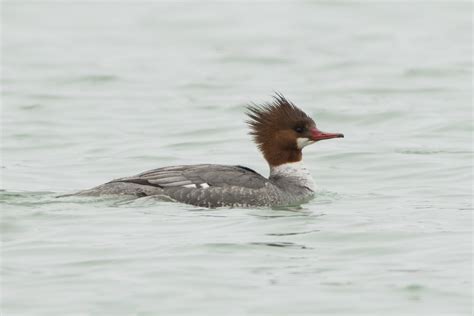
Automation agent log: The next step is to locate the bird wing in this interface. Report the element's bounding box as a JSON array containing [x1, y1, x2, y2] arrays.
[[109, 164, 269, 190]]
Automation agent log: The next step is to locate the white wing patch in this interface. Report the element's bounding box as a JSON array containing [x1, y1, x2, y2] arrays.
[[182, 183, 210, 189]]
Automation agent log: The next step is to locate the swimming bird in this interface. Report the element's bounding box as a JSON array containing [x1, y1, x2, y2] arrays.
[[68, 94, 343, 207]]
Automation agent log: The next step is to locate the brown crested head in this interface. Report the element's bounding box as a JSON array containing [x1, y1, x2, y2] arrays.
[[246, 93, 344, 166]]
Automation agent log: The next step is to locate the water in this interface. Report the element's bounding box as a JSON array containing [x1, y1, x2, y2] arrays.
[[1, 2, 472, 315]]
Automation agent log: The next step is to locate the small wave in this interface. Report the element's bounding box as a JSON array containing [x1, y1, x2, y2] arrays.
[[218, 55, 291, 65], [249, 242, 312, 249], [404, 67, 469, 78], [68, 74, 119, 83], [395, 148, 472, 155], [266, 229, 320, 237], [204, 241, 312, 250]]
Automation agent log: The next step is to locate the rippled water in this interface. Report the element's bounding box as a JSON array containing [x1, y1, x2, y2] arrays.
[[2, 2, 472, 315]]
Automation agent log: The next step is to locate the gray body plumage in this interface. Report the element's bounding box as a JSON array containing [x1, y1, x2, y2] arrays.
[[70, 164, 315, 207]]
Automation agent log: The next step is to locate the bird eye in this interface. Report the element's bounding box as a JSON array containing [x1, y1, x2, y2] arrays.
[[294, 127, 304, 133]]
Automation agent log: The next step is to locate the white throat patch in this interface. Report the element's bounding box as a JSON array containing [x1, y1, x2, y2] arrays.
[[270, 161, 316, 191], [296, 137, 315, 149]]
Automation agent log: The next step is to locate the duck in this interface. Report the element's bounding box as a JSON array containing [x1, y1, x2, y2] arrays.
[[67, 94, 343, 207]]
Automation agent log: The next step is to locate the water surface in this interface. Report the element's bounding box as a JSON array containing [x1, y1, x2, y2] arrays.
[[1, 2, 472, 315]]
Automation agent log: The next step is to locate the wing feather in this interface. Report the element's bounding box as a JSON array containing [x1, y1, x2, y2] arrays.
[[110, 164, 268, 190]]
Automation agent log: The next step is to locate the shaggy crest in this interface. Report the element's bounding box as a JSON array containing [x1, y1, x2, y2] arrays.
[[246, 93, 312, 151]]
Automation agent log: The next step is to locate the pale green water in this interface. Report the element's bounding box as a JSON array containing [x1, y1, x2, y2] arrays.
[[1, 2, 472, 315]]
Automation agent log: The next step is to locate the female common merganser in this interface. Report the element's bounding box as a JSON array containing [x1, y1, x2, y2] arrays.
[[69, 94, 343, 207]]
